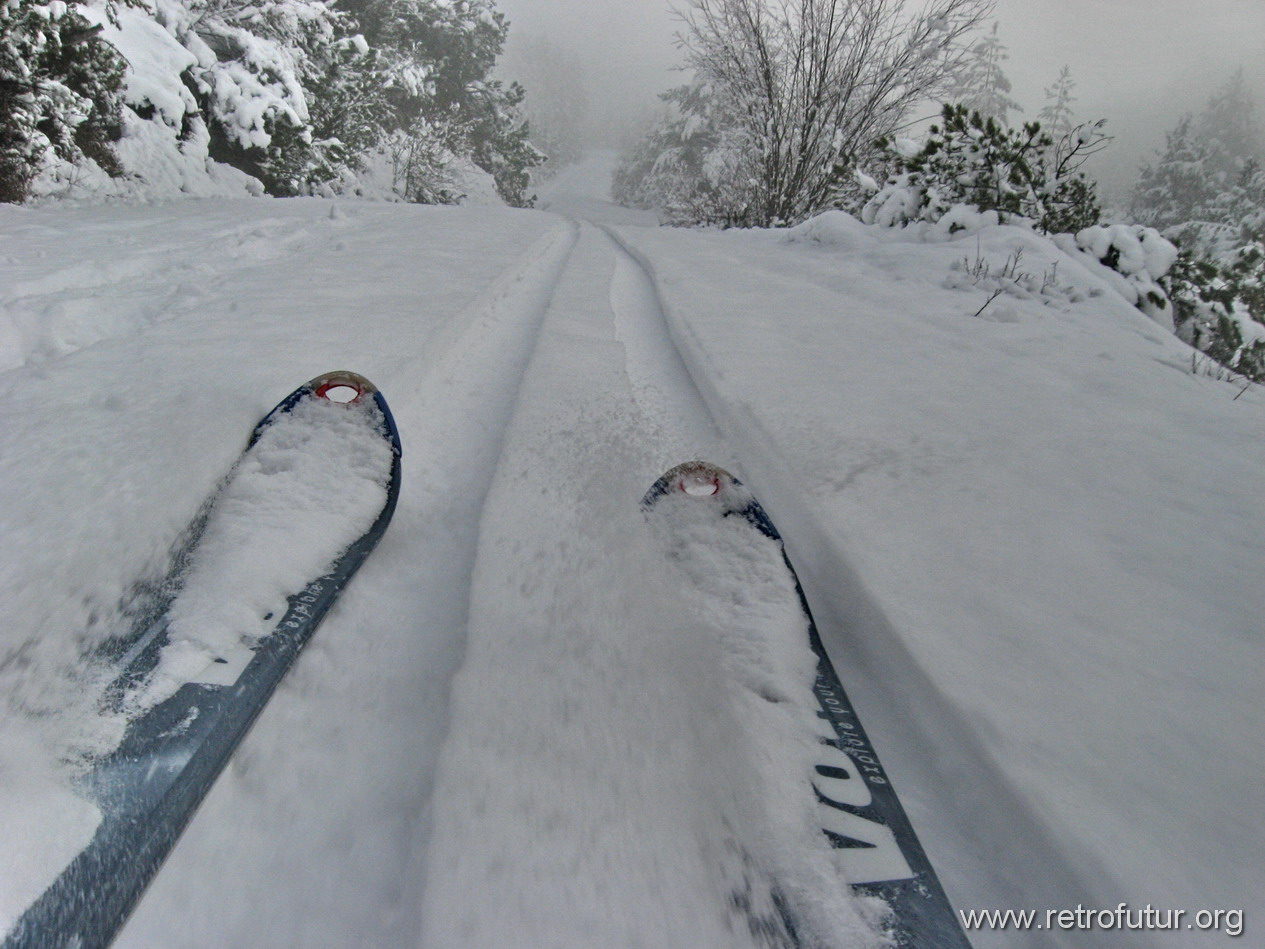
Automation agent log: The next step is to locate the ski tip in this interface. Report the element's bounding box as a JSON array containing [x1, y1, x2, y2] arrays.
[[642, 461, 784, 542], [249, 371, 401, 457], [642, 460, 739, 506], [306, 370, 377, 406], [669, 460, 730, 496]]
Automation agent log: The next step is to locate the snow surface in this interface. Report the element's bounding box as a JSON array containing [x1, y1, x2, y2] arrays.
[[1, 153, 1262, 948]]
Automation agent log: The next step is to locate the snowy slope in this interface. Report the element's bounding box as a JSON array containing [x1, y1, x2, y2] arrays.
[[2, 155, 1262, 948]]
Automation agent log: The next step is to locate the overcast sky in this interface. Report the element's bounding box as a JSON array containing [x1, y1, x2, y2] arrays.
[[495, 0, 1265, 199]]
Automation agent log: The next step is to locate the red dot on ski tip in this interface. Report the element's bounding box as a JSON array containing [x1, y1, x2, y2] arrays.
[[316, 382, 362, 404]]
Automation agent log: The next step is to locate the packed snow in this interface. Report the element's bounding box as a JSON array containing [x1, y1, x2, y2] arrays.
[[1, 154, 1262, 948]]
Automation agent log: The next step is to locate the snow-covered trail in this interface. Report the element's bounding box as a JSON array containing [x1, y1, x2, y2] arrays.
[[2, 201, 581, 945], [4, 192, 879, 947], [416, 222, 873, 948], [2, 153, 1260, 949]]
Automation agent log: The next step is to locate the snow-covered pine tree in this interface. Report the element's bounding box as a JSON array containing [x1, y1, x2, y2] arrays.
[[1129, 114, 1225, 235], [1131, 72, 1264, 246], [946, 21, 1022, 126], [1134, 72, 1265, 384], [612, 78, 764, 226], [4, 0, 540, 203], [333, 0, 540, 205], [611, 103, 681, 212], [292, 35, 395, 194], [1217, 158, 1265, 243], [164, 0, 370, 196], [0, 0, 127, 202], [862, 103, 1105, 234], [1197, 69, 1264, 176], [1038, 65, 1077, 140]]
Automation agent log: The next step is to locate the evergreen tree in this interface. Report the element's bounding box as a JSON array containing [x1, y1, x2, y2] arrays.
[[612, 79, 758, 226], [1130, 114, 1225, 234], [2, 0, 540, 204], [1196, 68, 1263, 174], [294, 37, 396, 193], [862, 103, 1105, 234], [947, 21, 1023, 125], [1134, 72, 1265, 383], [334, 0, 541, 204], [172, 0, 370, 196], [1221, 158, 1265, 242], [1038, 65, 1077, 140], [1131, 72, 1265, 244], [0, 0, 127, 202]]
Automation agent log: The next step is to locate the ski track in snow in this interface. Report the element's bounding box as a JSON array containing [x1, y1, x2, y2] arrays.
[[417, 222, 877, 949], [604, 234, 1112, 914], [607, 220, 1264, 949], [114, 220, 582, 949]]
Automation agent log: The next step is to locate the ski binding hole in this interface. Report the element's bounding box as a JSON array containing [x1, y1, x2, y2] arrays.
[[679, 473, 721, 496], [315, 381, 363, 404]]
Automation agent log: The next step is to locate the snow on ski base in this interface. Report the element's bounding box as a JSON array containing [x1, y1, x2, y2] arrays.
[[1, 154, 1262, 948], [134, 388, 395, 712]]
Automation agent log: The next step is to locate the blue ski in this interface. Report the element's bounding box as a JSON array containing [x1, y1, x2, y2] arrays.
[[643, 461, 971, 949], [3, 371, 401, 949]]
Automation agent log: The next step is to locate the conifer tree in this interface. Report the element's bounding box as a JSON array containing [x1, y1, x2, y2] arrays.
[[1135, 71, 1265, 383], [2, 0, 541, 204], [176, 0, 368, 196], [947, 21, 1023, 125], [1197, 69, 1263, 174], [334, 0, 540, 204], [862, 103, 1104, 234], [1130, 114, 1227, 236], [0, 0, 127, 202], [1038, 65, 1077, 140]]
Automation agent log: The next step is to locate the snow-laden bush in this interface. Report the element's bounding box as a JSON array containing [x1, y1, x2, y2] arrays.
[[863, 193, 1004, 241], [144, 0, 393, 196], [0, 0, 127, 202], [1058, 224, 1177, 326], [1164, 242, 1265, 384], [860, 103, 1105, 235]]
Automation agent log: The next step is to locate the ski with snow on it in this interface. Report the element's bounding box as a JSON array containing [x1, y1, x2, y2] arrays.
[[642, 461, 973, 949], [3, 371, 401, 949]]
